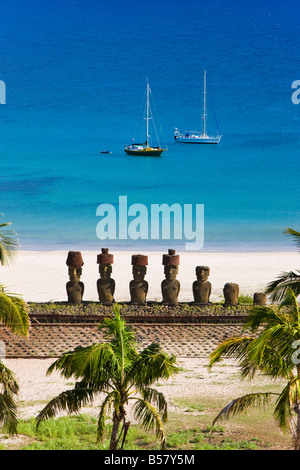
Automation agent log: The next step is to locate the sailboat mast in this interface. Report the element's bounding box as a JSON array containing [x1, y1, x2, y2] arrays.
[[202, 70, 207, 136], [146, 78, 150, 148]]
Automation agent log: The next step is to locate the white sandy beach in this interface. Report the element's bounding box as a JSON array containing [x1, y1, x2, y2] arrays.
[[0, 250, 297, 303]]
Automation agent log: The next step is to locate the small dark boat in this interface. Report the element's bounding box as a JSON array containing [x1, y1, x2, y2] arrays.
[[125, 143, 164, 156], [100, 150, 112, 154]]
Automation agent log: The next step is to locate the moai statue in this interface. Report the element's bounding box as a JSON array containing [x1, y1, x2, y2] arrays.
[[193, 266, 212, 305], [161, 249, 180, 306], [129, 254, 149, 305], [97, 248, 115, 306], [253, 292, 267, 306], [223, 282, 239, 307], [66, 251, 85, 304]]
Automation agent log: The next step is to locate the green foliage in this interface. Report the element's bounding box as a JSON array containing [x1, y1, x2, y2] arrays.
[[0, 213, 19, 266], [0, 285, 30, 337], [36, 305, 179, 450], [0, 362, 19, 435], [18, 415, 105, 450], [166, 427, 204, 448], [266, 228, 300, 301], [0, 214, 30, 437], [27, 301, 255, 317], [209, 289, 300, 449], [238, 295, 253, 304], [5, 415, 261, 450]]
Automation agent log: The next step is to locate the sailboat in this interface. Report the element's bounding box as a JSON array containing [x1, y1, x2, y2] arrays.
[[174, 70, 222, 144], [125, 79, 165, 156]]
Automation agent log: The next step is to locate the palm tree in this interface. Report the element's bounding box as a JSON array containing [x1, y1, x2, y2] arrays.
[[266, 228, 300, 302], [36, 305, 179, 450], [0, 213, 19, 266], [208, 289, 300, 450], [0, 214, 30, 435]]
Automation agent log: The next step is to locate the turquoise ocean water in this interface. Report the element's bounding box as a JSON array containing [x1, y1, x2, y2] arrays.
[[1, 0, 300, 252]]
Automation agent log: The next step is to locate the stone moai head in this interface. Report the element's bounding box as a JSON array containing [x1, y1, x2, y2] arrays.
[[68, 266, 82, 282], [193, 265, 211, 305], [66, 251, 84, 280], [130, 254, 149, 304], [196, 265, 210, 282], [253, 292, 267, 306], [163, 249, 180, 280], [223, 282, 239, 307], [97, 248, 115, 305], [131, 254, 148, 281], [161, 249, 180, 305], [97, 248, 114, 279], [66, 251, 84, 304]]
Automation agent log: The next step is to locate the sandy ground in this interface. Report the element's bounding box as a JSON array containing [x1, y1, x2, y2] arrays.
[[0, 250, 297, 303], [3, 357, 284, 422]]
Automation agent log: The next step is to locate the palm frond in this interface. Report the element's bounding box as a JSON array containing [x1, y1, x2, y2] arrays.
[[133, 397, 166, 449], [244, 316, 300, 379], [0, 361, 19, 394], [245, 306, 283, 331], [139, 387, 168, 422], [273, 379, 300, 433], [36, 384, 95, 429], [0, 290, 30, 337], [5, 293, 30, 336], [209, 392, 277, 441], [97, 391, 120, 443], [265, 271, 300, 302], [0, 391, 18, 435], [278, 288, 300, 321], [0, 214, 19, 266], [99, 305, 137, 360], [209, 321, 298, 380], [208, 336, 254, 369], [46, 342, 120, 388], [284, 228, 300, 251], [0, 361, 19, 435], [238, 290, 300, 379], [126, 342, 179, 388]]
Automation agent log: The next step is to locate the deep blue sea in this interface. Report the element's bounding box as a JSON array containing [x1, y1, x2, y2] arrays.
[[1, 0, 300, 252]]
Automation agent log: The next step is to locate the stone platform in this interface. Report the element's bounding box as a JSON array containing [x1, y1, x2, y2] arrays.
[[0, 302, 259, 359], [0, 321, 247, 358]]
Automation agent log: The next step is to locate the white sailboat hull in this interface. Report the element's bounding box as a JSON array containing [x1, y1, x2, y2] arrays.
[[174, 71, 222, 145], [174, 130, 221, 144]]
